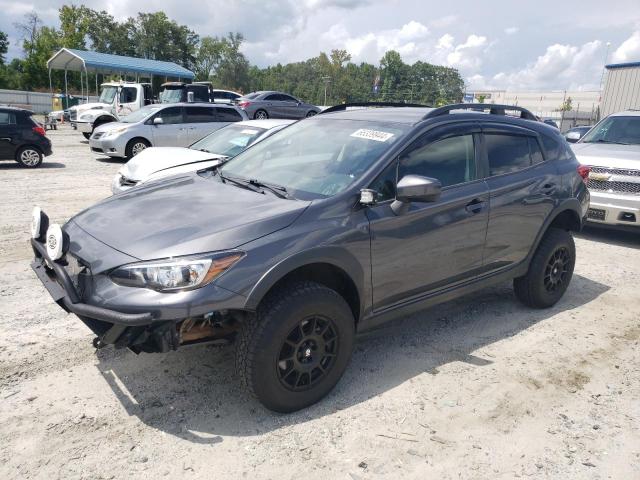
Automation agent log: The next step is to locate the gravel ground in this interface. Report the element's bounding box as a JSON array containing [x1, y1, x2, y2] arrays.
[[0, 125, 639, 479]]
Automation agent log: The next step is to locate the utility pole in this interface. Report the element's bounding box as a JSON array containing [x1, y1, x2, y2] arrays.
[[409, 83, 417, 103], [599, 42, 611, 92], [322, 76, 331, 106]]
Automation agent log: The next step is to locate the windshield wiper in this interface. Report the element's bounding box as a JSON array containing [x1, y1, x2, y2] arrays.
[[248, 179, 291, 199], [588, 139, 631, 145], [218, 172, 263, 194]]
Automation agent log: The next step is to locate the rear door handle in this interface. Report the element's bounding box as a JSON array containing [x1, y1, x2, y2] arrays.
[[540, 183, 556, 195], [465, 198, 486, 214]]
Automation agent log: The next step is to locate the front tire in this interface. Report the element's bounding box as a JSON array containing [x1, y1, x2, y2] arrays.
[[16, 146, 43, 168], [514, 228, 575, 308], [306, 110, 317, 117], [125, 138, 150, 159], [254, 109, 269, 120], [236, 281, 355, 412]]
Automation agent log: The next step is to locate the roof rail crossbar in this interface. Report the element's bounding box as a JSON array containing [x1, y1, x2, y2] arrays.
[[422, 103, 538, 121], [320, 101, 431, 115]]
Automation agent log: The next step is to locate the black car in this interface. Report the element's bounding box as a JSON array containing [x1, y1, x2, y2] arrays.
[[0, 107, 53, 168], [30, 103, 589, 412]]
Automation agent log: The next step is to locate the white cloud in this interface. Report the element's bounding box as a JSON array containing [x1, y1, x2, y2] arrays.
[[435, 34, 489, 70], [611, 30, 640, 63], [468, 40, 605, 90], [504, 27, 519, 35]]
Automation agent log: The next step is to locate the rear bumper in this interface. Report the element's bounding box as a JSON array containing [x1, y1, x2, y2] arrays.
[[587, 191, 640, 227]]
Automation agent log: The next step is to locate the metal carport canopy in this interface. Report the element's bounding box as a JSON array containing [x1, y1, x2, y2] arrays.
[[47, 48, 195, 79]]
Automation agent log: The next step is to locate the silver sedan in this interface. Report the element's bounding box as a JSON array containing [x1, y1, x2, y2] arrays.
[[89, 103, 248, 159], [237, 91, 320, 120]]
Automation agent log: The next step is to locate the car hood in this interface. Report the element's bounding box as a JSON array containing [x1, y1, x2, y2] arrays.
[[75, 103, 112, 115], [571, 143, 640, 170], [120, 147, 222, 181], [71, 173, 310, 260], [94, 121, 129, 134]]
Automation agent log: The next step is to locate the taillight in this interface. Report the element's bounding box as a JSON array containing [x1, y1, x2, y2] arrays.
[[577, 164, 590, 185], [32, 125, 46, 137], [238, 101, 250, 109]]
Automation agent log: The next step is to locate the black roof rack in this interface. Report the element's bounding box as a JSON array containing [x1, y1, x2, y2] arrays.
[[423, 103, 538, 121], [320, 101, 431, 115]]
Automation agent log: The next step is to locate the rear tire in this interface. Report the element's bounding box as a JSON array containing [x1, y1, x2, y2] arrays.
[[254, 109, 269, 120], [514, 228, 575, 308], [125, 138, 150, 159], [236, 281, 355, 412], [16, 146, 43, 168]]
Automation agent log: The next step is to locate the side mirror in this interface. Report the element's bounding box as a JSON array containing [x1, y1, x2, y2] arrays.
[[566, 131, 581, 143], [391, 175, 442, 215], [153, 117, 163, 126]]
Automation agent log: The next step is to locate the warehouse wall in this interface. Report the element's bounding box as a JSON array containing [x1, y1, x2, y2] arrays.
[[0, 89, 97, 114], [601, 66, 640, 117]]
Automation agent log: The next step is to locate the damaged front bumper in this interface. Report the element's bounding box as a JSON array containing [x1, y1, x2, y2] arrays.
[[30, 237, 245, 353]]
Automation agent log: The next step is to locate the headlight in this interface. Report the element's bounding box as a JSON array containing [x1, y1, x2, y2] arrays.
[[104, 127, 129, 138], [110, 252, 244, 292]]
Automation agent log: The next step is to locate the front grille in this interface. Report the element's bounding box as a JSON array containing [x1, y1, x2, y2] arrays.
[[63, 254, 90, 297], [588, 179, 640, 194], [70, 110, 77, 121], [587, 165, 640, 194], [590, 166, 640, 177], [91, 147, 103, 153]]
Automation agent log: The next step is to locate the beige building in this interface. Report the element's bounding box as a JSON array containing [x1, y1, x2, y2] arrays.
[[601, 62, 640, 117]]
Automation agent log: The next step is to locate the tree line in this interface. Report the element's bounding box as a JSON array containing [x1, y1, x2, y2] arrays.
[[0, 5, 464, 106]]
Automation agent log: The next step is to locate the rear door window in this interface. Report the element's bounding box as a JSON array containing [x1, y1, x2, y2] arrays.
[[529, 137, 544, 164], [216, 108, 243, 122], [185, 106, 217, 123], [485, 134, 531, 176], [0, 111, 17, 124]]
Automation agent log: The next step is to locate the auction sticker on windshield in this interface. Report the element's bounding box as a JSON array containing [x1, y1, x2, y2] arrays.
[[350, 129, 394, 142]]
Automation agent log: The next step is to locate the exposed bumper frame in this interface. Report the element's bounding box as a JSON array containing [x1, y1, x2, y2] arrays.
[[31, 238, 154, 326]]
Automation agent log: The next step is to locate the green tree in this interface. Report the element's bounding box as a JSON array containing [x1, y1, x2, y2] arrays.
[[215, 33, 250, 91], [0, 31, 9, 65], [194, 36, 225, 80]]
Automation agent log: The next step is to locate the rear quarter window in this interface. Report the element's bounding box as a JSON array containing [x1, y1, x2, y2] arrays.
[[0, 111, 17, 124], [540, 132, 563, 160]]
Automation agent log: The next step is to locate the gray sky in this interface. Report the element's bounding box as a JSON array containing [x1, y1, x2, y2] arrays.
[[1, 0, 639, 91]]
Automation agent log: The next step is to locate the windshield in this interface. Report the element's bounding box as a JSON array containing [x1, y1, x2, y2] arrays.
[[581, 116, 640, 145], [220, 118, 409, 199], [190, 124, 267, 157], [120, 105, 162, 123], [98, 86, 118, 105], [159, 88, 184, 103]]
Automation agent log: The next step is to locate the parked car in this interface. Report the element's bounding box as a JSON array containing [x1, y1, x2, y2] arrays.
[[564, 126, 592, 143], [543, 119, 559, 128], [89, 103, 248, 159], [111, 119, 295, 194], [237, 91, 320, 119], [159, 82, 242, 104], [30, 103, 588, 412], [0, 107, 52, 168], [571, 110, 640, 228]]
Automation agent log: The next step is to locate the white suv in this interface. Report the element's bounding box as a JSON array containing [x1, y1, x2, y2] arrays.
[[571, 110, 640, 228]]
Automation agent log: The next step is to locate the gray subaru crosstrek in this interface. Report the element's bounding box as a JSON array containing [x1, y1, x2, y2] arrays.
[[30, 103, 589, 412]]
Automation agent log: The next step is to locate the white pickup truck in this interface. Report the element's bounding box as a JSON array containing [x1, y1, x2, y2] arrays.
[[72, 82, 154, 139]]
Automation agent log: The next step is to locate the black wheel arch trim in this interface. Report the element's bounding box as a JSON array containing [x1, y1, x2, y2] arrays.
[[525, 199, 584, 265], [242, 246, 366, 319]]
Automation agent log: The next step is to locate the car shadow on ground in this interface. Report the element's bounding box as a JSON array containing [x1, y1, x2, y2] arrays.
[[95, 274, 609, 444], [577, 225, 640, 250], [0, 162, 65, 170], [95, 156, 126, 164]]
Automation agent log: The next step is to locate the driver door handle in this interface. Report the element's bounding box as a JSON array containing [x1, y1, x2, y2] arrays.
[[465, 198, 486, 214]]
